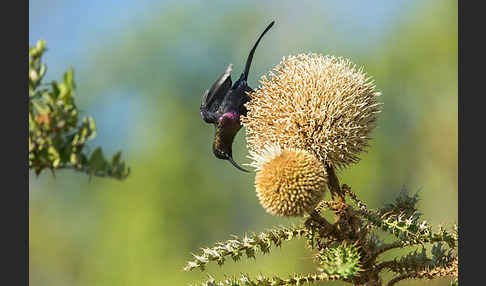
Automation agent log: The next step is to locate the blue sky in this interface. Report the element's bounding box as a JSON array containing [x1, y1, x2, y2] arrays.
[[30, 0, 420, 78], [29, 0, 422, 155]]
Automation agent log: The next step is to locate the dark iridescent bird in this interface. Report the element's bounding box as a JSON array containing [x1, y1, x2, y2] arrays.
[[200, 21, 275, 172]]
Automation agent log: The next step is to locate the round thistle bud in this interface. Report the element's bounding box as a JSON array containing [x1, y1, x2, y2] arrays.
[[242, 53, 382, 169], [251, 145, 327, 216]]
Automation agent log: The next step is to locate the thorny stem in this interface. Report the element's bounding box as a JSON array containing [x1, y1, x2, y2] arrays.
[[386, 258, 458, 286], [308, 210, 334, 230], [305, 210, 335, 249], [325, 164, 344, 202], [309, 167, 381, 286], [369, 242, 404, 262], [309, 180, 457, 285], [374, 261, 399, 273]]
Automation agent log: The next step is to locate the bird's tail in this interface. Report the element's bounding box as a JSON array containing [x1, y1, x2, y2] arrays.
[[241, 20, 275, 81]]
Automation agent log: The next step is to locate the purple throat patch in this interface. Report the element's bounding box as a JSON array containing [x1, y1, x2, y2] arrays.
[[218, 112, 239, 123]]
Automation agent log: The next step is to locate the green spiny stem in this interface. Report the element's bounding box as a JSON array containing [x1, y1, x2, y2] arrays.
[[368, 242, 403, 262], [184, 226, 307, 271], [192, 272, 349, 286], [385, 258, 457, 286], [311, 171, 379, 285]]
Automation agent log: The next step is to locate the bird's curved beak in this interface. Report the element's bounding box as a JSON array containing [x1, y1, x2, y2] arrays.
[[227, 155, 250, 173]]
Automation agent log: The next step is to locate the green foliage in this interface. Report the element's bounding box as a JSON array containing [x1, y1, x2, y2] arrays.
[[29, 40, 129, 180]]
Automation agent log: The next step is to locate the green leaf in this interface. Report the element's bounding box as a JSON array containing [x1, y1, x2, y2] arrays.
[[111, 151, 122, 165], [48, 146, 60, 167], [89, 147, 106, 172], [63, 67, 76, 90]]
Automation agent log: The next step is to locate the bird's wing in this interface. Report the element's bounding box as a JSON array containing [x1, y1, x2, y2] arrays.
[[200, 64, 233, 123]]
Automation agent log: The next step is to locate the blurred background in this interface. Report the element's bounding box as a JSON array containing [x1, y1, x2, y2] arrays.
[[29, 0, 457, 285]]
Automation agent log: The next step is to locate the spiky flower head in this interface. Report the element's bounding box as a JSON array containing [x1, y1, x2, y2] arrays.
[[242, 53, 382, 169], [251, 145, 327, 216]]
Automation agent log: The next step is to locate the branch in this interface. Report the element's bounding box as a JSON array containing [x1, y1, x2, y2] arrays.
[[377, 243, 456, 275], [345, 185, 457, 249], [192, 272, 349, 286], [184, 226, 307, 271], [386, 258, 457, 286], [354, 202, 455, 247]]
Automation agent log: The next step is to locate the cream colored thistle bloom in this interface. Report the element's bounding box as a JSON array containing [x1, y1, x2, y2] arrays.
[[242, 53, 382, 169], [249, 144, 327, 217]]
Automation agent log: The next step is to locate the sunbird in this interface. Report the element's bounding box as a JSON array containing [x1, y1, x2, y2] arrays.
[[200, 21, 275, 172]]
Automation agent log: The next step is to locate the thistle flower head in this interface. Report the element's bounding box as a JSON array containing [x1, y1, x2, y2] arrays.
[[242, 53, 382, 169], [253, 145, 327, 216]]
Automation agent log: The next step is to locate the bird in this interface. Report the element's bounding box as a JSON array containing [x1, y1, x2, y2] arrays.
[[200, 20, 275, 172]]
